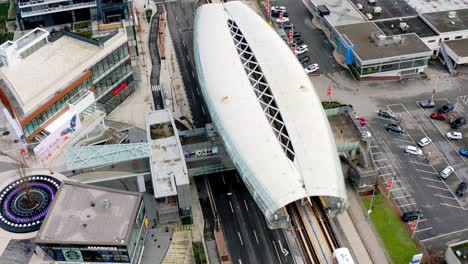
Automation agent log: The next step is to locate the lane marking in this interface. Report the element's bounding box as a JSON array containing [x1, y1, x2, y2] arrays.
[[410, 161, 432, 166], [244, 200, 249, 212], [237, 232, 244, 246], [416, 169, 437, 174], [440, 203, 464, 209], [186, 55, 190, 61], [192, 70, 195, 78], [222, 175, 226, 185], [420, 227, 468, 242], [427, 185, 451, 191], [202, 107, 206, 115], [420, 177, 443, 183], [229, 201, 234, 213], [415, 227, 433, 233], [196, 88, 200, 95], [253, 230, 259, 244], [239, 259, 242, 264], [272, 241, 283, 264], [236, 174, 240, 183], [398, 203, 416, 208], [393, 195, 411, 199], [182, 40, 186, 47], [374, 158, 388, 162], [434, 194, 456, 200], [372, 151, 384, 155], [390, 187, 405, 192]]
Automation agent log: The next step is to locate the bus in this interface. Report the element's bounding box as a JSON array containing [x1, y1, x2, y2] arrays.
[[333, 248, 355, 264]]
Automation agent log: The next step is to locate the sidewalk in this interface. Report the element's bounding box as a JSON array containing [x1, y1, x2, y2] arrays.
[[343, 184, 391, 264]]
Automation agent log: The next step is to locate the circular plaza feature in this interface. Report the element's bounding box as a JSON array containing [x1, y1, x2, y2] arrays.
[[0, 176, 60, 233]]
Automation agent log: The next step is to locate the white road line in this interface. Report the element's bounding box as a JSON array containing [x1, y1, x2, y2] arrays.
[[415, 227, 433, 233], [202, 107, 206, 115], [434, 194, 456, 200], [393, 195, 411, 199], [420, 227, 468, 242], [244, 200, 249, 211], [222, 175, 226, 185], [420, 177, 442, 183], [372, 151, 384, 155], [394, 138, 414, 144], [374, 158, 388, 162], [440, 203, 464, 209], [272, 241, 282, 264], [182, 40, 186, 47], [398, 203, 416, 208], [416, 169, 437, 174], [175, 15, 178, 22], [410, 161, 432, 166], [237, 232, 244, 246], [196, 88, 200, 95], [239, 259, 242, 264], [390, 187, 405, 192], [379, 172, 393, 177], [192, 70, 195, 78], [236, 174, 240, 183], [229, 201, 234, 213], [178, 28, 181, 34], [427, 185, 451, 191], [253, 230, 259, 244], [186, 55, 190, 61]]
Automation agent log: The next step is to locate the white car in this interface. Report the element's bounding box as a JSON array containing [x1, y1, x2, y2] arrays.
[[361, 131, 372, 140], [304, 63, 319, 74], [275, 17, 289, 23], [296, 44, 308, 55], [447, 132, 462, 140], [405, 146, 423, 156], [271, 6, 286, 12], [417, 137, 432, 147], [440, 166, 454, 179]]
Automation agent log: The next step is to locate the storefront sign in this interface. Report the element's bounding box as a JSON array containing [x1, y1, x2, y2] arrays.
[[112, 82, 128, 96], [88, 246, 118, 251]]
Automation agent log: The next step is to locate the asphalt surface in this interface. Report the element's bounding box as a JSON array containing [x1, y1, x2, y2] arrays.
[[270, 0, 344, 75], [365, 102, 468, 255], [208, 171, 294, 264], [164, 0, 210, 127], [148, 5, 165, 109]]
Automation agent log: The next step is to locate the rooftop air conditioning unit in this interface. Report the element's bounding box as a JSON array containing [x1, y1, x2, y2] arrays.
[[399, 22, 409, 31], [373, 7, 382, 14], [356, 3, 363, 10], [448, 11, 456, 18], [366, 13, 373, 20], [368, 0, 376, 4]]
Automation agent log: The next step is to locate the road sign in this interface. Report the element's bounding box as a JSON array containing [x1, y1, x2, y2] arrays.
[[385, 179, 393, 190]]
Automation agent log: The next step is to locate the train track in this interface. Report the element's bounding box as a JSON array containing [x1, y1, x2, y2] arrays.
[[308, 197, 340, 253], [287, 204, 320, 264]]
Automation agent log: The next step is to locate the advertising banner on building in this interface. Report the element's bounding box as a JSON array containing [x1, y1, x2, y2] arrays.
[[34, 110, 81, 158]]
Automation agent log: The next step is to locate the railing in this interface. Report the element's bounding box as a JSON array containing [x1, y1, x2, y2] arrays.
[[18, 0, 69, 8], [21, 1, 96, 17]]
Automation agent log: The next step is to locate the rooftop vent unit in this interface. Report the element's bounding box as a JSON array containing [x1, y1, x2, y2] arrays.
[[103, 199, 111, 208], [316, 5, 330, 16], [356, 3, 363, 10], [399, 22, 409, 31], [371, 32, 404, 46], [373, 7, 382, 14], [448, 11, 456, 18]]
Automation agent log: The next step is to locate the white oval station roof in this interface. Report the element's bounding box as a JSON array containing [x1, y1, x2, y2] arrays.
[[194, 1, 348, 214]]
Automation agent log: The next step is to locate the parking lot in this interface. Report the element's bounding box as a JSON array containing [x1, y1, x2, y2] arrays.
[[364, 98, 468, 246]]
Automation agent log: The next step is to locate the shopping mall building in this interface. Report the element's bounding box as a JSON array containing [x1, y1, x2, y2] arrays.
[[0, 24, 137, 156]]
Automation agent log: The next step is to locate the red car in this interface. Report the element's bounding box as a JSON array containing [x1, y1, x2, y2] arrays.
[[430, 112, 446, 121], [357, 117, 367, 126]]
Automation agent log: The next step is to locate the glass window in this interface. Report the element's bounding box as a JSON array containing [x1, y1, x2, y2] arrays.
[[413, 58, 428, 67], [400, 60, 413, 69], [381, 63, 399, 72], [362, 66, 379, 75]]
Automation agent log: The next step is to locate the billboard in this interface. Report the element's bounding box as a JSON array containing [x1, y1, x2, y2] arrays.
[[34, 110, 81, 158]]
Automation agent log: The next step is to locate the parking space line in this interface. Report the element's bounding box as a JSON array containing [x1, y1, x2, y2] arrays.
[[416, 169, 437, 174], [427, 185, 451, 191], [434, 194, 456, 200], [390, 187, 405, 192], [415, 227, 433, 233], [372, 152, 384, 155], [378, 165, 392, 170], [379, 172, 393, 177], [420, 177, 442, 183], [374, 158, 387, 162], [394, 138, 414, 144], [440, 203, 464, 209], [398, 203, 416, 208], [393, 195, 411, 199], [420, 227, 468, 242], [410, 161, 432, 166], [418, 219, 427, 223]]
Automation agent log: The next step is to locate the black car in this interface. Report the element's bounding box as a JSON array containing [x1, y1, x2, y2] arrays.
[[283, 23, 295, 30], [456, 182, 467, 197], [298, 56, 310, 64], [271, 11, 289, 18], [437, 103, 455, 114], [451, 117, 466, 129], [294, 39, 304, 46], [386, 123, 404, 134], [378, 109, 397, 120], [402, 211, 422, 222], [419, 100, 435, 108], [293, 32, 301, 38]]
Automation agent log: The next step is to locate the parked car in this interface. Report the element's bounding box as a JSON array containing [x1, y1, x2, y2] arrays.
[[418, 137, 432, 147], [456, 182, 467, 197], [357, 117, 366, 126], [405, 146, 423, 156], [294, 39, 304, 46], [378, 109, 397, 120], [460, 149, 468, 157], [386, 123, 404, 134], [447, 131, 462, 140], [402, 211, 422, 222], [293, 32, 302, 38], [295, 44, 308, 55], [437, 103, 455, 114], [271, 5, 286, 12], [304, 63, 319, 74], [275, 17, 289, 23], [283, 23, 295, 30], [361, 131, 372, 140], [440, 166, 454, 179], [271, 10, 289, 18], [298, 56, 310, 64], [419, 100, 435, 108], [451, 117, 466, 129], [430, 112, 446, 120]]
